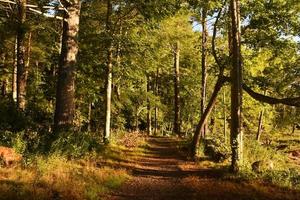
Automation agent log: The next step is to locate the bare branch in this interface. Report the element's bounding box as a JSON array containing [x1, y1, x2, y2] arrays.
[[28, 8, 65, 21]]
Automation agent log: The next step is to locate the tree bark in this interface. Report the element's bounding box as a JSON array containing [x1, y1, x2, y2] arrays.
[[147, 76, 152, 135], [88, 103, 92, 132], [54, 1, 81, 133], [16, 0, 27, 110], [230, 0, 243, 173], [223, 88, 227, 142], [1, 53, 7, 96], [154, 68, 159, 135], [242, 84, 300, 107], [104, 0, 113, 143], [173, 41, 180, 135], [12, 37, 17, 102], [191, 75, 227, 157], [256, 109, 264, 141], [201, 5, 208, 138]]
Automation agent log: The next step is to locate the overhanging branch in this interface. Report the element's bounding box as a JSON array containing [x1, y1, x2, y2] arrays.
[[242, 84, 300, 107]]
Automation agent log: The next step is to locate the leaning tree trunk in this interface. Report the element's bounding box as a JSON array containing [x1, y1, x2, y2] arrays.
[[104, 0, 113, 143], [201, 5, 208, 138], [16, 0, 27, 110], [191, 75, 227, 158], [256, 108, 264, 141], [173, 41, 180, 135], [230, 0, 243, 173], [54, 1, 81, 133]]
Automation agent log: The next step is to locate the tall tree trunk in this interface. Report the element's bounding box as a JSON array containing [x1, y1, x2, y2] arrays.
[[201, 5, 208, 138], [104, 0, 113, 143], [16, 0, 27, 110], [1, 53, 7, 96], [12, 37, 17, 102], [223, 88, 227, 142], [154, 68, 159, 135], [147, 76, 152, 135], [173, 41, 180, 135], [230, 0, 243, 173], [54, 1, 81, 133]]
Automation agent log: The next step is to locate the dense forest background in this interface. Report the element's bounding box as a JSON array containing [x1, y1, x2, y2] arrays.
[[0, 0, 299, 199]]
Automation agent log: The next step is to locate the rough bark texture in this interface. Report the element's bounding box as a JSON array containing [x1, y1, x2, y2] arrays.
[[104, 0, 113, 143], [201, 6, 208, 138], [173, 41, 180, 135], [16, 0, 27, 110], [230, 0, 243, 173], [54, 1, 81, 133]]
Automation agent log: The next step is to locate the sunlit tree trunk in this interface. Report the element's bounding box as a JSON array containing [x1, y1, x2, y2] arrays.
[[54, 1, 81, 133], [230, 0, 243, 173], [12, 37, 17, 102], [256, 91, 266, 141], [147, 76, 152, 135], [154, 68, 159, 135], [201, 5, 208, 138], [223, 88, 227, 142], [173, 41, 180, 135], [104, 0, 113, 143], [191, 76, 227, 157], [88, 103, 92, 132], [16, 0, 27, 110], [256, 109, 264, 141]]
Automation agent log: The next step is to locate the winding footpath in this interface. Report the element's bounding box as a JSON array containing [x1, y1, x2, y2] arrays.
[[105, 137, 300, 200]]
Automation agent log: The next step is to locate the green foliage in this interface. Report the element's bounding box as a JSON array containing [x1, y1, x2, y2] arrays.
[[51, 132, 103, 158]]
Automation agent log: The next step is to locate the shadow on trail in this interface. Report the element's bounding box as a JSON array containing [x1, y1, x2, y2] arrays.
[[105, 137, 300, 200]]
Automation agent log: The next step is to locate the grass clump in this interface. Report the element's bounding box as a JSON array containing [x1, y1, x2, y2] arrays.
[[0, 154, 130, 200]]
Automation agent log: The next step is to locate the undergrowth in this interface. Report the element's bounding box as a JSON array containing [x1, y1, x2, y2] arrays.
[[0, 129, 150, 200]]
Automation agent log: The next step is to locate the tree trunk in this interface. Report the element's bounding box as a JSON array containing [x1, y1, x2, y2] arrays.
[[223, 88, 227, 142], [230, 0, 243, 173], [1, 53, 7, 96], [104, 0, 113, 143], [201, 5, 208, 138], [191, 75, 227, 157], [173, 41, 180, 135], [12, 37, 17, 102], [54, 1, 81, 133], [88, 103, 92, 132], [256, 90, 266, 141], [256, 109, 264, 141], [154, 68, 159, 135], [135, 105, 139, 131], [16, 0, 27, 110], [147, 76, 152, 135]]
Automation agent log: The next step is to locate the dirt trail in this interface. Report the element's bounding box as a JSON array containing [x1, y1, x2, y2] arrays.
[[106, 137, 300, 200]]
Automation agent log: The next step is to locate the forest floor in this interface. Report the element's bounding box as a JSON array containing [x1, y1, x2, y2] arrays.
[[104, 137, 300, 200]]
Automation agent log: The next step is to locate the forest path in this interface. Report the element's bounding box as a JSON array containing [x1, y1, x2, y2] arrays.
[[105, 137, 300, 200]]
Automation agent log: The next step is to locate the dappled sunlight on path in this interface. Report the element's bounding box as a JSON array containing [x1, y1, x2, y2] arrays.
[[105, 137, 300, 200]]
